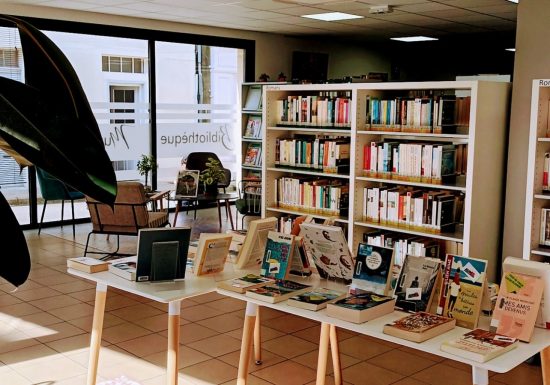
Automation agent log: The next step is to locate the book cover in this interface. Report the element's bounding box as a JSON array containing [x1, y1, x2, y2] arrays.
[[236, 217, 278, 269], [300, 222, 354, 281], [175, 169, 199, 197], [244, 116, 262, 138], [393, 255, 441, 313], [108, 256, 137, 280], [436, 254, 487, 329], [194, 233, 232, 276], [490, 271, 544, 342], [245, 279, 311, 303], [260, 231, 295, 280], [67, 257, 109, 273], [287, 287, 346, 311], [440, 329, 518, 363], [326, 292, 395, 324], [383, 312, 456, 343], [352, 243, 394, 296], [217, 274, 274, 294], [244, 87, 262, 110], [289, 236, 313, 277]]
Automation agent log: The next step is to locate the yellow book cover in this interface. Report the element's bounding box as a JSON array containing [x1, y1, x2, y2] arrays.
[[194, 233, 232, 276]]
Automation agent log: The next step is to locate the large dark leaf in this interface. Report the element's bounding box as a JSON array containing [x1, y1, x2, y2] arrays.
[[0, 191, 30, 287]]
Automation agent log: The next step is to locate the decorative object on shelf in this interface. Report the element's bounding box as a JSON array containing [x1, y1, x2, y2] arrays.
[[0, 15, 116, 287], [137, 154, 157, 191], [258, 73, 270, 82], [199, 157, 226, 196], [277, 72, 287, 82]]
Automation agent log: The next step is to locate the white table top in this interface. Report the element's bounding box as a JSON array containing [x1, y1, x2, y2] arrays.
[[217, 274, 550, 374]]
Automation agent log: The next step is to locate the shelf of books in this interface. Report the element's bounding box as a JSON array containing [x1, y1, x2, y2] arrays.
[[524, 80, 550, 262], [261, 81, 510, 282]]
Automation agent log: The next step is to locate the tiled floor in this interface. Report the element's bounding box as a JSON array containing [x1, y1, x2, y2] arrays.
[[0, 207, 544, 384]]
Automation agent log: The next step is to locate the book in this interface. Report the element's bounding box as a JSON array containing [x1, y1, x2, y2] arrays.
[[383, 312, 456, 343], [193, 233, 232, 276], [175, 169, 200, 197], [490, 271, 544, 342], [67, 257, 109, 273], [393, 255, 441, 313], [352, 243, 394, 296], [244, 86, 262, 110], [245, 279, 311, 303], [108, 256, 137, 280], [244, 116, 262, 138], [260, 231, 295, 280], [236, 217, 278, 269], [436, 254, 487, 329], [326, 292, 396, 324], [287, 287, 347, 311], [440, 329, 518, 363], [300, 222, 354, 281], [217, 274, 274, 294], [289, 236, 313, 277]]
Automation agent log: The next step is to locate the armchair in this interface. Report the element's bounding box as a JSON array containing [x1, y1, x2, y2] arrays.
[[84, 181, 170, 258], [36, 167, 85, 238], [184, 152, 231, 192]]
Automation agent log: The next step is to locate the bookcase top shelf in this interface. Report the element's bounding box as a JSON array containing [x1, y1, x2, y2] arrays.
[[356, 176, 467, 192], [266, 206, 349, 224], [358, 130, 469, 140], [266, 167, 350, 179], [267, 126, 352, 135]]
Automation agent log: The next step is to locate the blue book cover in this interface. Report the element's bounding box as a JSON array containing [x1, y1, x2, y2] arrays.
[[352, 243, 394, 295], [260, 231, 295, 280]]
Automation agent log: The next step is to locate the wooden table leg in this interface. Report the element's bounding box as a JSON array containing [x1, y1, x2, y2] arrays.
[[329, 324, 342, 385], [217, 200, 222, 229], [172, 201, 181, 227], [254, 307, 261, 364], [237, 302, 258, 385], [167, 300, 181, 385], [87, 283, 107, 385], [472, 366, 488, 385], [316, 322, 331, 385], [542, 348, 550, 385], [226, 199, 235, 230]]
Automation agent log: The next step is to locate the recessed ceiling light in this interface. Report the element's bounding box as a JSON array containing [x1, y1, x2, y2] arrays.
[[301, 12, 363, 21], [507, 0, 519, 3], [505, 48, 516, 52], [390, 36, 438, 42]]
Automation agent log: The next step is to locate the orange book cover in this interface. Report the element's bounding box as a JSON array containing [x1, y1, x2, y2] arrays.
[[490, 272, 544, 342]]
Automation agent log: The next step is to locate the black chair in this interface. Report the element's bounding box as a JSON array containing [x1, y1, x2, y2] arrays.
[[235, 180, 261, 229], [36, 167, 85, 238], [184, 152, 231, 192]]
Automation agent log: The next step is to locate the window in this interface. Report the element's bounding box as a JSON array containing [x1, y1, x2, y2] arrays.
[[0, 48, 18, 68], [102, 55, 144, 73], [110, 86, 137, 124]]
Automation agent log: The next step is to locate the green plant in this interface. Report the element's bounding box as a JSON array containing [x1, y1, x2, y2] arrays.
[[199, 157, 226, 185], [136, 154, 156, 187]]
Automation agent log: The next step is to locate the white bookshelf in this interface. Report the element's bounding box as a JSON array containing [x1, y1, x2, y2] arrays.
[[261, 81, 510, 282]]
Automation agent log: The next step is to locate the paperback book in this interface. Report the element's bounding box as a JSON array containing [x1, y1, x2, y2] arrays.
[[260, 231, 295, 280], [287, 287, 347, 311], [109, 256, 137, 280], [326, 292, 395, 324], [490, 271, 543, 342], [236, 217, 278, 269], [245, 280, 311, 303], [193, 233, 232, 276], [440, 329, 518, 363], [289, 236, 313, 277], [217, 274, 274, 294], [393, 255, 441, 313], [383, 312, 456, 343], [67, 257, 109, 273], [352, 243, 394, 296]]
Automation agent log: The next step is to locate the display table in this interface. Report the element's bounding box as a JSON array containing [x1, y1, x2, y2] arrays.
[[68, 266, 248, 385], [170, 193, 237, 230], [217, 276, 550, 385]]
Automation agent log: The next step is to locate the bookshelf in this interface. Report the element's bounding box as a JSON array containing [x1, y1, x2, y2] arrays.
[[261, 81, 511, 282], [523, 80, 550, 262]]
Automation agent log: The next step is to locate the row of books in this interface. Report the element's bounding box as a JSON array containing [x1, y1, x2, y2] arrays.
[[275, 92, 352, 127], [275, 136, 350, 173], [275, 177, 349, 216], [363, 141, 457, 183], [540, 208, 550, 247], [243, 143, 262, 167], [243, 116, 262, 138], [365, 95, 471, 134], [362, 186, 460, 233]]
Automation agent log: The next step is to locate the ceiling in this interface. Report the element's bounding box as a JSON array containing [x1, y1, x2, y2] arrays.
[[4, 0, 517, 41]]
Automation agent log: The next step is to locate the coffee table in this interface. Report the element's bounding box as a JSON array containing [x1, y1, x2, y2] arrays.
[[171, 193, 237, 230]]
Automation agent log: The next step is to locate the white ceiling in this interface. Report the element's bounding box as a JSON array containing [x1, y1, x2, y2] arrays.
[[4, 0, 517, 40]]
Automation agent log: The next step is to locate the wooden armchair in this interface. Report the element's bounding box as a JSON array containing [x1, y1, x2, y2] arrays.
[[84, 181, 170, 258]]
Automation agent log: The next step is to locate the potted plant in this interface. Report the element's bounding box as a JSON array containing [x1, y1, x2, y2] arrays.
[[199, 157, 225, 196], [137, 154, 156, 191]]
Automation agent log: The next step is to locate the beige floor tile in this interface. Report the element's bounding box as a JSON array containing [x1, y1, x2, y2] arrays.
[[262, 334, 318, 359], [342, 361, 404, 385], [45, 333, 92, 354], [196, 313, 246, 333], [104, 294, 142, 311], [98, 356, 165, 381], [187, 334, 242, 357], [368, 348, 437, 376], [11, 355, 87, 383], [491, 363, 542, 385], [64, 344, 127, 367], [262, 314, 319, 333], [164, 322, 219, 344], [47, 302, 96, 320], [109, 303, 165, 322], [143, 344, 211, 369], [225, 325, 286, 342], [412, 362, 474, 385], [180, 303, 226, 322], [27, 266, 61, 279], [0, 331, 41, 354], [1, 279, 43, 293], [12, 286, 61, 302], [0, 366, 33, 385], [220, 374, 275, 385], [67, 312, 126, 331], [0, 319, 18, 336], [257, 307, 287, 321], [136, 313, 171, 332], [218, 348, 286, 369], [398, 346, 447, 363], [0, 302, 42, 318], [10, 311, 63, 331], [204, 297, 247, 312], [338, 335, 395, 360], [292, 324, 356, 344], [50, 373, 91, 385], [28, 294, 82, 311], [180, 358, 237, 384], [102, 323, 153, 344], [292, 349, 360, 374], [194, 291, 228, 303], [253, 360, 317, 385], [391, 378, 430, 385], [0, 293, 22, 306], [117, 333, 168, 357], [304, 377, 353, 385], [50, 279, 96, 293], [25, 321, 86, 343], [30, 273, 78, 286], [441, 358, 472, 373], [358, 334, 402, 348], [0, 343, 59, 365], [67, 288, 97, 302]]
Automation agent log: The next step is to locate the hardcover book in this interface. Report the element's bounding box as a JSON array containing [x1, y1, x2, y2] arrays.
[[300, 222, 354, 281], [440, 329, 518, 363], [260, 231, 295, 280], [193, 233, 232, 276], [352, 243, 394, 296], [217, 274, 274, 294], [287, 287, 347, 311], [108, 256, 137, 280], [245, 280, 311, 303], [67, 257, 109, 273], [326, 292, 395, 324], [383, 312, 456, 343], [436, 254, 487, 329], [393, 255, 441, 313], [490, 271, 544, 342], [236, 217, 278, 269]]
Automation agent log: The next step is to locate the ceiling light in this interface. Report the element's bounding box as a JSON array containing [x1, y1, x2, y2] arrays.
[[505, 48, 516, 52], [302, 12, 364, 21], [391, 36, 438, 42], [507, 0, 519, 3]]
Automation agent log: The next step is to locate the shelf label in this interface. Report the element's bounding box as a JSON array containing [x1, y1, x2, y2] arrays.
[[539, 80, 550, 86], [266, 86, 281, 90]]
